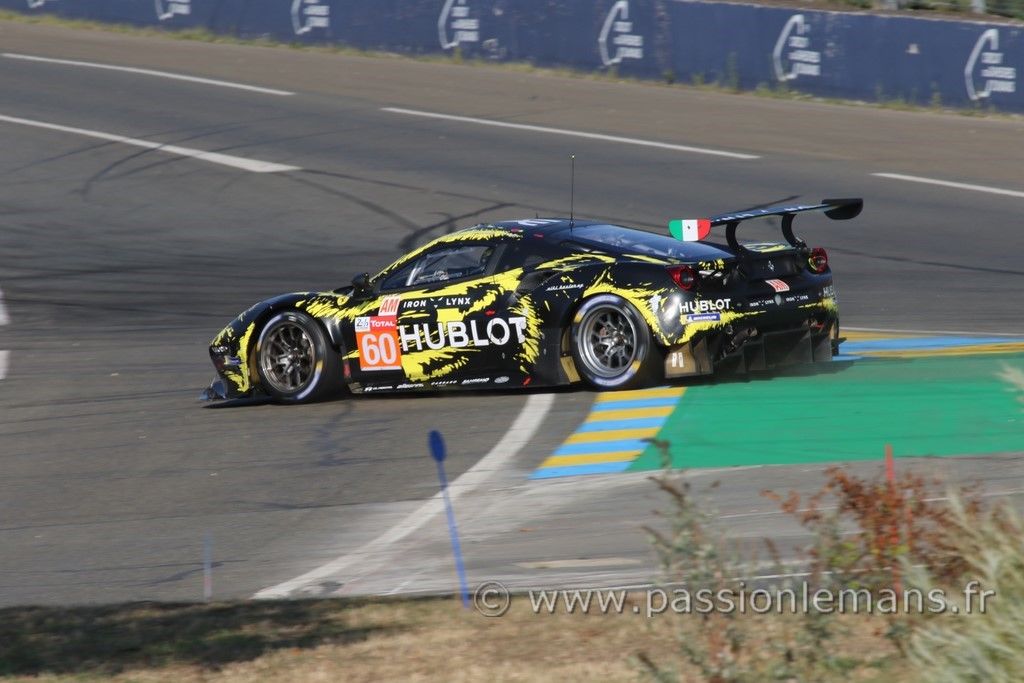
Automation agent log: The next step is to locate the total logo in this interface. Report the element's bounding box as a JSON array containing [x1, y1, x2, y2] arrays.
[[965, 29, 1016, 101], [399, 317, 528, 352], [292, 0, 330, 36], [599, 0, 644, 67], [438, 0, 480, 50], [155, 0, 190, 21], [773, 14, 821, 82]]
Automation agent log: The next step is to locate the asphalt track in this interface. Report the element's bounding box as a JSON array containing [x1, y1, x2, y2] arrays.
[[0, 21, 1022, 606]]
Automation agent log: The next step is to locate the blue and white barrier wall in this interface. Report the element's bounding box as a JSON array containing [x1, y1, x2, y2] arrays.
[[2, 0, 1020, 112]]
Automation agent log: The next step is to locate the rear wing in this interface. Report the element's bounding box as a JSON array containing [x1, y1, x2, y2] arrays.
[[669, 198, 863, 252]]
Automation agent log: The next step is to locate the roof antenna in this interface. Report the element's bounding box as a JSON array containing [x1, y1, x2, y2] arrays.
[[569, 154, 576, 230]]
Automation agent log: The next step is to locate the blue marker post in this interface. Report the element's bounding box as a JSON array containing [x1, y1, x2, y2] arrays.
[[429, 430, 470, 608]]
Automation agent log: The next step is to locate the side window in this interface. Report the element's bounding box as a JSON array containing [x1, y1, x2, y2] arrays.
[[379, 260, 418, 291], [380, 245, 495, 291]]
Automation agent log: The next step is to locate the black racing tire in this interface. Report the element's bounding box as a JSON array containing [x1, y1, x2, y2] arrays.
[[570, 294, 662, 390], [255, 311, 341, 403]]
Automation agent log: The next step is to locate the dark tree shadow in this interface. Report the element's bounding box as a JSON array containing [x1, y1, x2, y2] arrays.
[[0, 598, 408, 676]]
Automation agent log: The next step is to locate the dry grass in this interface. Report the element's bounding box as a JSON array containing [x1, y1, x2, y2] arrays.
[[0, 595, 914, 682]]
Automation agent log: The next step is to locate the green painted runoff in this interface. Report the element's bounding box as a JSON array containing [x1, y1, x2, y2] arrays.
[[628, 353, 1024, 471]]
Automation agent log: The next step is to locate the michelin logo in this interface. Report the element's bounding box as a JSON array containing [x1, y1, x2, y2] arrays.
[[599, 0, 644, 67], [292, 0, 330, 36], [686, 313, 721, 323], [773, 14, 820, 81], [965, 29, 1016, 101]]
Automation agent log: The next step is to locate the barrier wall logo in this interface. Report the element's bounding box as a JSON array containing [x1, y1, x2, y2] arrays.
[[292, 0, 330, 35], [438, 0, 479, 50], [155, 0, 190, 21], [26, 0, 56, 9], [965, 29, 1016, 101], [773, 14, 820, 82], [599, 0, 644, 67]]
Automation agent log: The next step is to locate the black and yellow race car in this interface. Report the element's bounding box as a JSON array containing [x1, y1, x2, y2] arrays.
[[203, 198, 862, 402]]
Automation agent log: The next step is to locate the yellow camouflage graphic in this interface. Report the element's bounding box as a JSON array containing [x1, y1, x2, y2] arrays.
[[509, 293, 542, 372], [402, 347, 477, 381], [580, 268, 669, 343], [535, 253, 616, 271], [213, 322, 256, 394]]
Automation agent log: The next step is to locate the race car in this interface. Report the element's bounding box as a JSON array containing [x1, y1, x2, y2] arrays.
[[203, 197, 862, 402]]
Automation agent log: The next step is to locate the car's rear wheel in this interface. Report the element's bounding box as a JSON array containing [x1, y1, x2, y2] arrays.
[[256, 311, 340, 403], [571, 294, 661, 390]]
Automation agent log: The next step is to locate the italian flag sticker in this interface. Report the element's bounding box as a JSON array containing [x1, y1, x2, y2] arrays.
[[668, 218, 712, 242]]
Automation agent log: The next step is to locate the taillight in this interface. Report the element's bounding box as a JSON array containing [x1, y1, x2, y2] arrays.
[[667, 265, 698, 290], [808, 247, 829, 273]]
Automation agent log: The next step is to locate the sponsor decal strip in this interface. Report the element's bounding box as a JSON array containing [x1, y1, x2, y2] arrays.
[[531, 386, 685, 479], [2, 53, 295, 96], [0, 114, 300, 173], [381, 107, 760, 160]]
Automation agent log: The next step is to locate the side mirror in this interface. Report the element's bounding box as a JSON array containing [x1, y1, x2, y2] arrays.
[[351, 272, 371, 294]]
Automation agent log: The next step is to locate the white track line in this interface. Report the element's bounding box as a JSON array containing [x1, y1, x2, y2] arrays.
[[254, 392, 555, 599], [0, 351, 7, 381], [0, 114, 300, 173], [2, 53, 294, 96], [873, 172, 1024, 199], [0, 286, 8, 327], [382, 107, 761, 160]]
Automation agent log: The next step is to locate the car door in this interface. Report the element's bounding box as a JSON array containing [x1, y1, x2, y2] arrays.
[[348, 242, 516, 388]]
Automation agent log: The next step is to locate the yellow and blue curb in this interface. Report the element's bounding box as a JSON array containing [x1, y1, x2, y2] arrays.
[[840, 333, 1024, 359], [530, 386, 684, 479], [530, 332, 1024, 480]]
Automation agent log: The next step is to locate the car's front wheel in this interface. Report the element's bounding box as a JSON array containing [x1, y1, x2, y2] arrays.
[[570, 294, 661, 390], [255, 311, 340, 403]]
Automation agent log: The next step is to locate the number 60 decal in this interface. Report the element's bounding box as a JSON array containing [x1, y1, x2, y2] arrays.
[[355, 316, 403, 371]]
